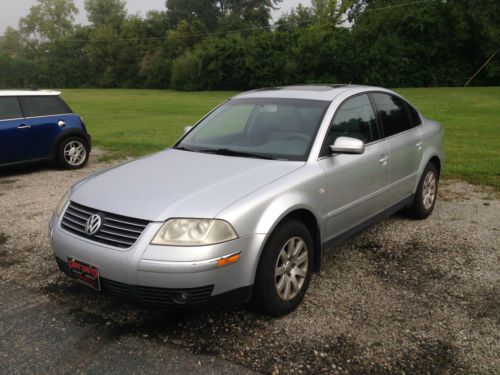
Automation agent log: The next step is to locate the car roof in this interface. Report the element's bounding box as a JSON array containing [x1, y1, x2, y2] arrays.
[[0, 90, 61, 97], [234, 84, 391, 101]]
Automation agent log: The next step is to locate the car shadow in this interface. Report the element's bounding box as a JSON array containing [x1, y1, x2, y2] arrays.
[[0, 161, 56, 179]]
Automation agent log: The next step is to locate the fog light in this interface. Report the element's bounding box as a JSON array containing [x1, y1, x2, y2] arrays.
[[173, 291, 190, 304]]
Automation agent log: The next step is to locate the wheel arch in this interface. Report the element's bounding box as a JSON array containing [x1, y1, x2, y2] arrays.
[[428, 155, 441, 178], [414, 152, 443, 194], [256, 206, 322, 277], [51, 129, 91, 160]]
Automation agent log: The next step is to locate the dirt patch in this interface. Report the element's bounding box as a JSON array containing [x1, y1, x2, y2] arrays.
[[0, 158, 499, 373], [0, 178, 18, 185], [0, 232, 16, 267]]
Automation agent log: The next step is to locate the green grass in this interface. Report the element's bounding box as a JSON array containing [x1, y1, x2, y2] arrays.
[[395, 87, 499, 189], [61, 87, 500, 189], [61, 89, 237, 159]]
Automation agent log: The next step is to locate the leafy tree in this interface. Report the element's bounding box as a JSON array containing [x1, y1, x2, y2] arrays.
[[311, 0, 354, 25], [276, 5, 315, 30], [165, 0, 220, 31], [19, 0, 78, 42], [0, 27, 25, 56], [167, 20, 208, 58], [218, 0, 283, 27], [143, 10, 170, 38], [84, 0, 127, 30], [140, 48, 171, 88]]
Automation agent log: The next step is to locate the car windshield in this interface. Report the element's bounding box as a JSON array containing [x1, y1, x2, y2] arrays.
[[175, 98, 330, 161]]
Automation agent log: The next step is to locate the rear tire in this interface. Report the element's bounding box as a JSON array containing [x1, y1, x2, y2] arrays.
[[407, 163, 438, 219], [252, 220, 314, 316], [57, 137, 89, 170]]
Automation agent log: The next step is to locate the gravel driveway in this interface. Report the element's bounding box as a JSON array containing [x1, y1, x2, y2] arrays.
[[1, 152, 499, 374]]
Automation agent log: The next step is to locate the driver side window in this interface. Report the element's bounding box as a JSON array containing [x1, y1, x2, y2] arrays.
[[321, 94, 379, 157]]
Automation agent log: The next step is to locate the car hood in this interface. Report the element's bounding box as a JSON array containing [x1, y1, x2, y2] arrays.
[[71, 149, 304, 221]]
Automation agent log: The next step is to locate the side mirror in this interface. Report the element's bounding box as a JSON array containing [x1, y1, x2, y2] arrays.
[[330, 136, 365, 154], [183, 126, 193, 135]]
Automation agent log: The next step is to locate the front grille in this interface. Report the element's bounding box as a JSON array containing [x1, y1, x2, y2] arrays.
[[61, 201, 149, 249], [100, 278, 130, 299]]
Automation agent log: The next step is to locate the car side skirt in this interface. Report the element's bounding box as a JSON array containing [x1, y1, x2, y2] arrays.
[[322, 194, 414, 253], [0, 156, 52, 168]]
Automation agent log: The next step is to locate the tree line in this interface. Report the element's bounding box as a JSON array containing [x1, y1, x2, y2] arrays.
[[0, 0, 498, 90]]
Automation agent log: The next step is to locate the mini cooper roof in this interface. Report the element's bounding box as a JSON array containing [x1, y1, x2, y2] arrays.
[[0, 90, 61, 96], [235, 84, 388, 101]]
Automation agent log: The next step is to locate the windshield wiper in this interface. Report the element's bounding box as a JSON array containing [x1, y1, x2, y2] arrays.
[[175, 146, 276, 160], [200, 148, 276, 160], [174, 146, 197, 152]]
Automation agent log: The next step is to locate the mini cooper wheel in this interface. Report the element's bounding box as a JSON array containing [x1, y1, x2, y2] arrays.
[[408, 163, 438, 219], [253, 220, 314, 316], [57, 137, 89, 169]]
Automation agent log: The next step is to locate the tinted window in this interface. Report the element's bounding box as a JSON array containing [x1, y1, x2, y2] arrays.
[[0, 97, 22, 121], [321, 94, 379, 156], [21, 96, 72, 117], [371, 93, 412, 137], [405, 102, 422, 127]]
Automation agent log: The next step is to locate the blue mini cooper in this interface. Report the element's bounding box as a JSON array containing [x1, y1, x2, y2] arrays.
[[0, 90, 91, 169]]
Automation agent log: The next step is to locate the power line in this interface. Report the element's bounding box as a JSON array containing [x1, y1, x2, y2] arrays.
[[464, 50, 498, 87], [51, 0, 433, 43], [364, 0, 431, 13]]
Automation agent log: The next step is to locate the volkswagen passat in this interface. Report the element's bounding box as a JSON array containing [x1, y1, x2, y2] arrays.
[[50, 85, 443, 316]]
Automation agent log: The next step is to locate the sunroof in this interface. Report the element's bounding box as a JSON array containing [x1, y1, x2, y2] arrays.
[[280, 84, 347, 91]]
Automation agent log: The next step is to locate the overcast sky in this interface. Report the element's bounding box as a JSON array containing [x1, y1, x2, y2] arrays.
[[0, 0, 310, 35]]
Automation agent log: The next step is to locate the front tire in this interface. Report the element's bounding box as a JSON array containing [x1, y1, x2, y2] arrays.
[[252, 220, 314, 316], [407, 163, 438, 219], [57, 137, 89, 170]]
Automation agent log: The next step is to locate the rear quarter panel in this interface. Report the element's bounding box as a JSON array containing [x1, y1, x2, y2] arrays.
[[414, 118, 444, 192]]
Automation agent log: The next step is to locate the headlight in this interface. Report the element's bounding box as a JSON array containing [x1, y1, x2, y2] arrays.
[[55, 190, 70, 216], [151, 219, 238, 246]]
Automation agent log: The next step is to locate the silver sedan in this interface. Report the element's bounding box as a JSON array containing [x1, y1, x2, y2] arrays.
[[50, 85, 443, 316]]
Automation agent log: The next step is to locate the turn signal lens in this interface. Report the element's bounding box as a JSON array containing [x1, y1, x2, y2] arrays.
[[217, 253, 241, 267]]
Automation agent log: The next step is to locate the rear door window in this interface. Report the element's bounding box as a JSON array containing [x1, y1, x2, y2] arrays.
[[20, 96, 72, 117], [371, 93, 412, 137], [0, 97, 23, 121]]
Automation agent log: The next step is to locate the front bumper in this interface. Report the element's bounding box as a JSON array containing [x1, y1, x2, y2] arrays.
[[55, 257, 252, 307], [49, 213, 265, 307]]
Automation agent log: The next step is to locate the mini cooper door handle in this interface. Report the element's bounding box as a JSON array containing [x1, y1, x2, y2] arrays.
[[416, 141, 423, 150], [17, 124, 31, 129], [58, 120, 66, 128]]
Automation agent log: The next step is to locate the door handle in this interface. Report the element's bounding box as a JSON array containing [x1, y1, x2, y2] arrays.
[[17, 124, 31, 129], [416, 141, 423, 150], [58, 120, 66, 128], [379, 155, 389, 165]]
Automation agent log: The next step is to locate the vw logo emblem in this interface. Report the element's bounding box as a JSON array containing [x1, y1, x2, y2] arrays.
[[85, 214, 102, 236]]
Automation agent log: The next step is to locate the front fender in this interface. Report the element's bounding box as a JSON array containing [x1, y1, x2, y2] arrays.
[[254, 196, 321, 239], [216, 164, 325, 281]]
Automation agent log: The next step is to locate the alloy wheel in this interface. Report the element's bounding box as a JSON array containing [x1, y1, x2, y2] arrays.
[[274, 236, 309, 301]]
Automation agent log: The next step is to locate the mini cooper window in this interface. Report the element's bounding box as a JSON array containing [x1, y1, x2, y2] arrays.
[[0, 97, 22, 121], [20, 96, 72, 117], [321, 94, 379, 156], [371, 93, 412, 137], [177, 98, 330, 161]]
